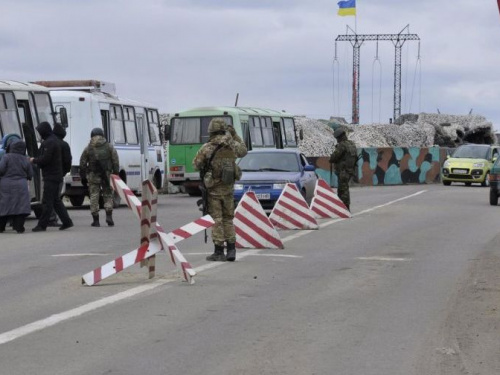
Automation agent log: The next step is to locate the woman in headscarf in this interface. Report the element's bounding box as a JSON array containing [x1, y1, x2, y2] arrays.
[[0, 139, 33, 233]]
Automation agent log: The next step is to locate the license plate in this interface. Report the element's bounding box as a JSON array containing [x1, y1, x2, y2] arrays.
[[255, 193, 270, 200], [454, 169, 468, 174]]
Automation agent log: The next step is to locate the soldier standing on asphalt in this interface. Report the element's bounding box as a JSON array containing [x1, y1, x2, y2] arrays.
[[79, 128, 119, 227], [192, 118, 247, 262], [329, 127, 357, 211]]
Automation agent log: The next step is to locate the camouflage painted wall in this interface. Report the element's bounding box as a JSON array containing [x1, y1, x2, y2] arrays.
[[307, 146, 447, 187]]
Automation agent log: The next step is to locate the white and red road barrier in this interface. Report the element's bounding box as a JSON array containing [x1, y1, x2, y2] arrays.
[[309, 179, 351, 219], [234, 191, 283, 249], [82, 176, 214, 286], [269, 183, 318, 230]]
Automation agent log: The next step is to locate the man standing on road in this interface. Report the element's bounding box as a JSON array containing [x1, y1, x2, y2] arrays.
[[30, 122, 73, 232], [329, 127, 357, 211], [192, 118, 247, 262], [79, 128, 119, 227]]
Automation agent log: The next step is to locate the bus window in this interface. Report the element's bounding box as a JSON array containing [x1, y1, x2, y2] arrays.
[[282, 118, 297, 147], [249, 116, 263, 147], [31, 92, 54, 126], [262, 117, 274, 146], [0, 92, 21, 137], [171, 117, 200, 144], [111, 105, 126, 144], [123, 106, 138, 144], [147, 109, 161, 146], [100, 110, 110, 141]]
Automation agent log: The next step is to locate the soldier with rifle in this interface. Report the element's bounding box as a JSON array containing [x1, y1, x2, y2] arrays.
[[193, 118, 247, 262]]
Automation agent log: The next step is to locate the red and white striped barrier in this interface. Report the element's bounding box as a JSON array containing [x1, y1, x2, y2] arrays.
[[310, 179, 351, 219], [82, 176, 214, 286], [81, 215, 214, 286], [234, 191, 283, 249], [269, 183, 318, 230]]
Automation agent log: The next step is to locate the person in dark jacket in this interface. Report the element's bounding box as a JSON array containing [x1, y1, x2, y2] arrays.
[[0, 139, 33, 233], [30, 122, 73, 232], [49, 123, 73, 227]]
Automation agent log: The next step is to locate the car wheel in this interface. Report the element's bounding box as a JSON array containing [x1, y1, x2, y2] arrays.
[[465, 182, 472, 186], [442, 180, 451, 186], [490, 188, 498, 206], [482, 173, 490, 187]]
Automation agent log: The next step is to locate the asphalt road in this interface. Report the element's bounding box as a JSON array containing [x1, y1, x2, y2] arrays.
[[0, 184, 499, 375]]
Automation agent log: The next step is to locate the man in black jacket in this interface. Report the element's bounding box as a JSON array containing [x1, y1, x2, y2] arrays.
[[30, 122, 73, 232]]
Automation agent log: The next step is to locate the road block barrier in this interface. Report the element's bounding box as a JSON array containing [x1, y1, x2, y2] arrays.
[[82, 176, 214, 286], [234, 191, 284, 249], [309, 179, 351, 219], [269, 183, 318, 230]]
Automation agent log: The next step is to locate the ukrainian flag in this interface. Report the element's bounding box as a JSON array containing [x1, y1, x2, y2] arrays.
[[337, 0, 356, 16]]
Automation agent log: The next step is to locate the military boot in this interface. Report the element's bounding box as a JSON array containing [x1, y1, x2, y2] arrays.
[[226, 242, 236, 262], [105, 211, 114, 226], [206, 245, 226, 262], [91, 214, 100, 227]]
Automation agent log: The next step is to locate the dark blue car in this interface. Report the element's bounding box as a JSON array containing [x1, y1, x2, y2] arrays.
[[234, 149, 318, 210]]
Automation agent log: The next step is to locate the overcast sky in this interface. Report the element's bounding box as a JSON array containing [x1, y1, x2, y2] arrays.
[[2, 0, 500, 129]]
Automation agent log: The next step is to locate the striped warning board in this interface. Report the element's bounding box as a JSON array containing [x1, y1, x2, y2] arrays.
[[310, 179, 351, 219], [234, 191, 283, 249], [82, 215, 214, 286], [269, 183, 318, 230]]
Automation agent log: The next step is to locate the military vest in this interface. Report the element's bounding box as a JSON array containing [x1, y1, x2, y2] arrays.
[[89, 142, 112, 174]]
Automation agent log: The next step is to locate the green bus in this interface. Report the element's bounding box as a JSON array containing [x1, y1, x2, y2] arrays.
[[167, 106, 300, 195]]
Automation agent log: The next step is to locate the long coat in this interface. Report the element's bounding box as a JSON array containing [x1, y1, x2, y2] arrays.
[[0, 140, 33, 216]]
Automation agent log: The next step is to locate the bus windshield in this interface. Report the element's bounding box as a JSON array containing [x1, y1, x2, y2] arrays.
[[0, 91, 22, 138], [31, 92, 54, 126], [171, 116, 233, 144]]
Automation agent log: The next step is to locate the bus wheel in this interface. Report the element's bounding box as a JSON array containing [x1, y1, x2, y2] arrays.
[[70, 195, 85, 207], [186, 186, 202, 197], [154, 172, 162, 190]]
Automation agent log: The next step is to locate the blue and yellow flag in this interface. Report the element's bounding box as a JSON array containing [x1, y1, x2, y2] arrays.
[[337, 0, 356, 16]]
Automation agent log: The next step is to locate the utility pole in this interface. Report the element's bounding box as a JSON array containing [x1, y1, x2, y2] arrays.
[[335, 25, 420, 124]]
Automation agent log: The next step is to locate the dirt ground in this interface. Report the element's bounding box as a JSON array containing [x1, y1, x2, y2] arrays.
[[417, 243, 500, 374]]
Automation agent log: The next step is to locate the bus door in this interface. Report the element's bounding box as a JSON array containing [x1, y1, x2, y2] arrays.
[[17, 100, 41, 202], [137, 113, 149, 183], [273, 121, 283, 149]]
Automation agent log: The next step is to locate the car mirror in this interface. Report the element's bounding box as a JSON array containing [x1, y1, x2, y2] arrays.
[[304, 165, 315, 172]]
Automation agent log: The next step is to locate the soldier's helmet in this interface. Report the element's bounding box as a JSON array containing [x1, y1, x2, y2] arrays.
[[334, 128, 345, 139], [91, 127, 104, 137], [208, 118, 227, 134]]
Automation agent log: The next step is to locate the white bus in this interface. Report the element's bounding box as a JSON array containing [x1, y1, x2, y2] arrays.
[[34, 80, 164, 207], [0, 80, 64, 216]]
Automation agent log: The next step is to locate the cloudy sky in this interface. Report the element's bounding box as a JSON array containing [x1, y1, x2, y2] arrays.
[[2, 0, 500, 129]]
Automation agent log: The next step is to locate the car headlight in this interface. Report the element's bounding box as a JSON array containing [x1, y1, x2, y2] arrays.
[[272, 183, 287, 189], [234, 184, 244, 190], [443, 160, 450, 168], [473, 162, 485, 168]]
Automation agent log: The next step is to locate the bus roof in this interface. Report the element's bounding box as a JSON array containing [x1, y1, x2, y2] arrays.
[[174, 106, 295, 118], [49, 90, 158, 109], [0, 80, 50, 92]]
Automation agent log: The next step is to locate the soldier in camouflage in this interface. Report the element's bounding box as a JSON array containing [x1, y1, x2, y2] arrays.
[[192, 118, 247, 262], [329, 127, 357, 211], [79, 128, 119, 227]]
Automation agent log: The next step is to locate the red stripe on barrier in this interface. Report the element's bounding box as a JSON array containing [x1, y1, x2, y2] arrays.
[[181, 262, 191, 281], [142, 200, 152, 211], [282, 190, 309, 208], [279, 200, 316, 223], [93, 268, 102, 284], [271, 208, 303, 228], [135, 244, 149, 263], [235, 211, 283, 248], [195, 218, 214, 228], [315, 197, 348, 218], [115, 257, 124, 272], [317, 189, 344, 206], [171, 228, 191, 239], [240, 200, 270, 223], [141, 219, 151, 227]]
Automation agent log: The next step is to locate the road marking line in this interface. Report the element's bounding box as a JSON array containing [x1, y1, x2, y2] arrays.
[[51, 254, 110, 257], [357, 257, 412, 261], [0, 189, 426, 346]]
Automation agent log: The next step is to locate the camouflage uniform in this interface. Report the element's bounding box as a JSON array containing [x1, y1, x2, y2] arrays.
[[193, 119, 247, 261], [330, 129, 357, 210], [80, 132, 119, 226]]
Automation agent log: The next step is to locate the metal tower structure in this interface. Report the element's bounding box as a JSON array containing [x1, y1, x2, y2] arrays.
[[335, 25, 420, 124]]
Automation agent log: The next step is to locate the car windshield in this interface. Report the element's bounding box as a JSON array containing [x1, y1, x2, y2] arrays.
[[452, 146, 489, 159], [238, 152, 300, 172]]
